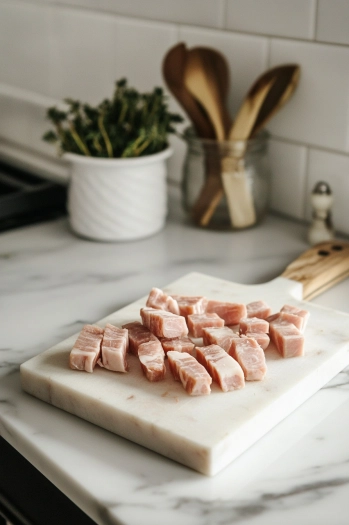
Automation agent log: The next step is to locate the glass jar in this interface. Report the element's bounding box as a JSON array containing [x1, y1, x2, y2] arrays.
[[181, 127, 271, 230]]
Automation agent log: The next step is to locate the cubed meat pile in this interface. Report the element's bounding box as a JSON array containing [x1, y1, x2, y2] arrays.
[[69, 286, 309, 396]]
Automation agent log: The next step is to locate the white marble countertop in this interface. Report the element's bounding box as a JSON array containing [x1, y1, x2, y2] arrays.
[[1, 202, 349, 525]]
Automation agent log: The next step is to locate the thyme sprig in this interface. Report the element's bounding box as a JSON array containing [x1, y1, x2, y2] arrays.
[[43, 79, 183, 158]]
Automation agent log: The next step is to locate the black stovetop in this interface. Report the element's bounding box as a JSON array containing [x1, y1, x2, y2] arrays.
[[0, 161, 67, 232]]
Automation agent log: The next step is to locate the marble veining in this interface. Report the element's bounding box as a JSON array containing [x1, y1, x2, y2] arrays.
[[1, 209, 349, 524]]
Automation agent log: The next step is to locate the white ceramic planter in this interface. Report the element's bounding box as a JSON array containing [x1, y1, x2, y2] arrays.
[[65, 147, 172, 241]]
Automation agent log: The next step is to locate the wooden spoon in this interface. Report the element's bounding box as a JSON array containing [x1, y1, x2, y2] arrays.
[[162, 43, 215, 139], [193, 47, 232, 135], [192, 73, 276, 227], [183, 47, 232, 226], [224, 64, 300, 228], [184, 47, 229, 141], [251, 64, 300, 136], [222, 75, 277, 228], [193, 64, 300, 227]]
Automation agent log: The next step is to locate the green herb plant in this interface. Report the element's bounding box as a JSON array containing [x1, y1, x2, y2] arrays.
[[43, 79, 183, 158]]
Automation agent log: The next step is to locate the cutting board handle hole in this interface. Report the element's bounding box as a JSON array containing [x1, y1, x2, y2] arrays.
[[318, 249, 330, 256], [331, 245, 344, 251]]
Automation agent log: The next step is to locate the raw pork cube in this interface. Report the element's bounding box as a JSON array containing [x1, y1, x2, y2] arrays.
[[170, 295, 208, 317], [146, 287, 179, 315], [202, 326, 240, 353], [266, 313, 279, 323], [69, 325, 104, 373], [244, 332, 270, 351], [246, 300, 271, 319], [167, 351, 212, 395], [196, 345, 245, 392], [269, 319, 304, 358], [138, 339, 166, 382], [122, 321, 158, 355], [229, 337, 267, 381], [267, 311, 303, 331], [187, 313, 224, 338], [281, 305, 310, 332], [206, 300, 247, 325], [239, 317, 269, 334], [140, 307, 188, 338], [160, 336, 195, 355], [98, 324, 129, 372]]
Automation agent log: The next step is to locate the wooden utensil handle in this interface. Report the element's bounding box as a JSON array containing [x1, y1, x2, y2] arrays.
[[191, 143, 224, 226], [191, 176, 224, 226], [282, 241, 349, 300]]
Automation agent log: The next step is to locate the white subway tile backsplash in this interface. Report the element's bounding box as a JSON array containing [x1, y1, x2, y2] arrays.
[[115, 18, 177, 91], [114, 17, 180, 182], [0, 95, 31, 147], [307, 149, 349, 234], [16, 0, 54, 3], [179, 26, 269, 117], [0, 0, 349, 231], [56, 0, 226, 29], [165, 96, 190, 186], [0, 1, 50, 95], [268, 139, 307, 220], [0, 88, 59, 157], [167, 131, 188, 186], [50, 7, 116, 104], [317, 0, 349, 46], [25, 101, 57, 156], [226, 0, 316, 40], [269, 39, 349, 152], [0, 139, 68, 185]]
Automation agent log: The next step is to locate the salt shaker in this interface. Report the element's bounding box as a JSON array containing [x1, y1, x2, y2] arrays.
[[308, 181, 334, 246]]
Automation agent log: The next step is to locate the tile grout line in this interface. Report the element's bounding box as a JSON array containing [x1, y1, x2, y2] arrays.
[[1, 91, 349, 169], [10, 0, 349, 49], [1, 79, 349, 161], [266, 36, 272, 69], [174, 22, 181, 44], [220, 0, 229, 31], [47, 3, 56, 102], [270, 135, 349, 160], [302, 146, 311, 220], [312, 0, 319, 41]]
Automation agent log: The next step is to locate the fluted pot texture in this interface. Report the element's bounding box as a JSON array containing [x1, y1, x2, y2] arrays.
[[66, 148, 172, 241]]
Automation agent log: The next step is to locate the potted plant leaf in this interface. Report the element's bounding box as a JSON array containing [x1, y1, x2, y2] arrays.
[[43, 79, 183, 241]]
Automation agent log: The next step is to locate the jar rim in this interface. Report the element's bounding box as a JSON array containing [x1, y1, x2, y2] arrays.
[[181, 126, 270, 146]]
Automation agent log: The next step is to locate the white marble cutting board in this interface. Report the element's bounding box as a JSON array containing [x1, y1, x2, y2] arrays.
[[20, 272, 349, 476]]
